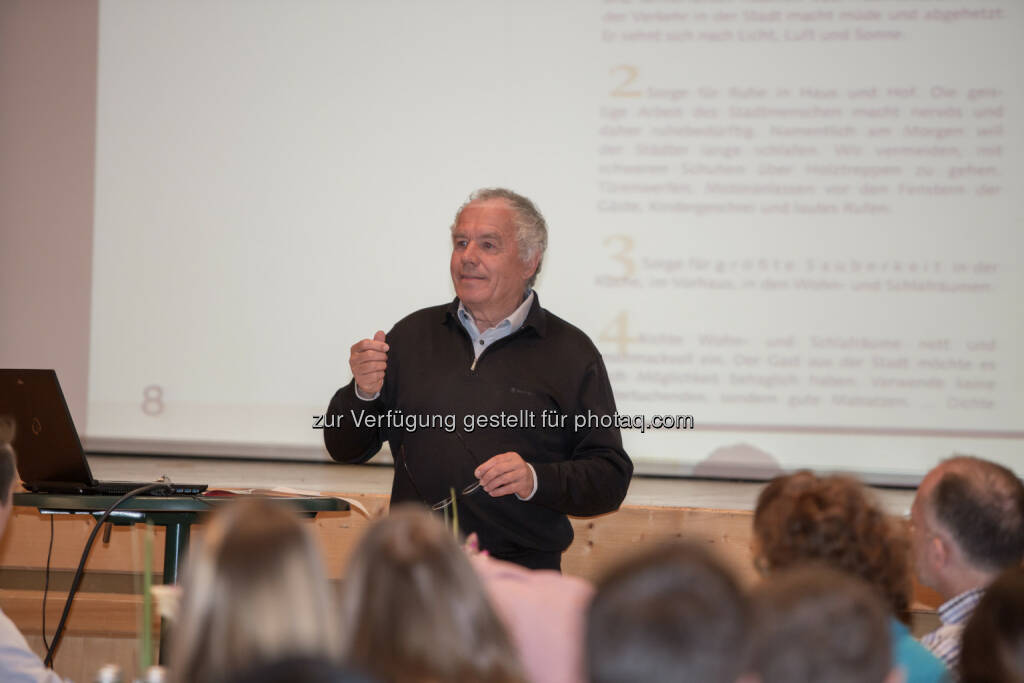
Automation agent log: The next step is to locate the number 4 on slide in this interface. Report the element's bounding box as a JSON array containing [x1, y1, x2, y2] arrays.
[[601, 311, 637, 355]]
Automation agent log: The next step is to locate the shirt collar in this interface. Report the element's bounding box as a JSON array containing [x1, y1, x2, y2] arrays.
[[444, 291, 547, 337], [937, 587, 985, 626], [457, 290, 535, 335]]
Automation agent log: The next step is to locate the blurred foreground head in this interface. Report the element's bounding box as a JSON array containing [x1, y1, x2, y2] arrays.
[[585, 542, 750, 683], [960, 566, 1024, 683], [338, 504, 525, 683], [750, 566, 898, 683], [169, 498, 340, 683]]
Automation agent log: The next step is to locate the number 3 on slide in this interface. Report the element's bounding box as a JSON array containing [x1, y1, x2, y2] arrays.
[[604, 235, 636, 278]]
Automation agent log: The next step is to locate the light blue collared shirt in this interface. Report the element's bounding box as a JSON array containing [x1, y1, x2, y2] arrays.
[[457, 290, 535, 360]]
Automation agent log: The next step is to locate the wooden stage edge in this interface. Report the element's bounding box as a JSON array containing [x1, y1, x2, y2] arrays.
[[0, 456, 938, 680]]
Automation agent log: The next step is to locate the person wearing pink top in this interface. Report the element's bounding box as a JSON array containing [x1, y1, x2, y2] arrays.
[[470, 551, 594, 683]]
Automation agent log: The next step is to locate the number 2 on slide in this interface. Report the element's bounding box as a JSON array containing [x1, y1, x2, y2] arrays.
[[610, 65, 642, 98]]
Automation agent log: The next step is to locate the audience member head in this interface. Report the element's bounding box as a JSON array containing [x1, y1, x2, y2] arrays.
[[225, 656, 372, 683], [749, 565, 899, 683], [960, 566, 1024, 683], [338, 504, 525, 683], [753, 470, 912, 623], [169, 498, 340, 683], [0, 416, 19, 537], [911, 455, 1024, 599], [585, 542, 750, 683]]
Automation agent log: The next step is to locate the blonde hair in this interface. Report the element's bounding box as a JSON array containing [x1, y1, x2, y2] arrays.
[[339, 505, 525, 683], [169, 498, 340, 683]]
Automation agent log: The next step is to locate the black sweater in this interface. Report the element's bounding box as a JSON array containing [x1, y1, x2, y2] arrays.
[[324, 295, 633, 556]]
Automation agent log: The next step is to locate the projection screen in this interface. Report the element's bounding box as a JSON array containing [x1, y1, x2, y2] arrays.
[[86, 0, 1023, 483]]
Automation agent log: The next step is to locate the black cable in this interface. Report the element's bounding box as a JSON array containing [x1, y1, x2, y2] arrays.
[[44, 481, 170, 668], [41, 514, 54, 652]]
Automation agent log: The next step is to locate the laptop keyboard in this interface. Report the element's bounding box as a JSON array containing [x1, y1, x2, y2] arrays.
[[26, 481, 208, 496], [92, 482, 207, 496]]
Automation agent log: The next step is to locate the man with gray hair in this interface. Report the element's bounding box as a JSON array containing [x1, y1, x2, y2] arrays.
[[910, 455, 1024, 672], [325, 188, 632, 570]]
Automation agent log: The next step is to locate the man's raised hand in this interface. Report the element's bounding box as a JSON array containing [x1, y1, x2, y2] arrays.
[[349, 330, 389, 397]]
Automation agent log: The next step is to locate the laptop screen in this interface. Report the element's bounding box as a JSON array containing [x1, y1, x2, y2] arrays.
[[0, 369, 96, 487]]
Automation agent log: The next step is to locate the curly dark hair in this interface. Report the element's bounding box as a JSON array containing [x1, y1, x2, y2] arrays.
[[753, 471, 912, 624]]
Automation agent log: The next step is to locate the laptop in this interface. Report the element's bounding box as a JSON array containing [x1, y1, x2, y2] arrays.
[[0, 369, 207, 496]]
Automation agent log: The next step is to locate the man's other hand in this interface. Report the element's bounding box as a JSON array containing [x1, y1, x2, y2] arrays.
[[349, 330, 389, 396], [475, 452, 535, 499]]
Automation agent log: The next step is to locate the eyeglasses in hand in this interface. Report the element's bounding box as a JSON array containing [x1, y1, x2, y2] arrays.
[[400, 430, 483, 512]]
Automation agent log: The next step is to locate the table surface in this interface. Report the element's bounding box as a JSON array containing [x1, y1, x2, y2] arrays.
[[78, 454, 918, 515], [13, 491, 348, 514]]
